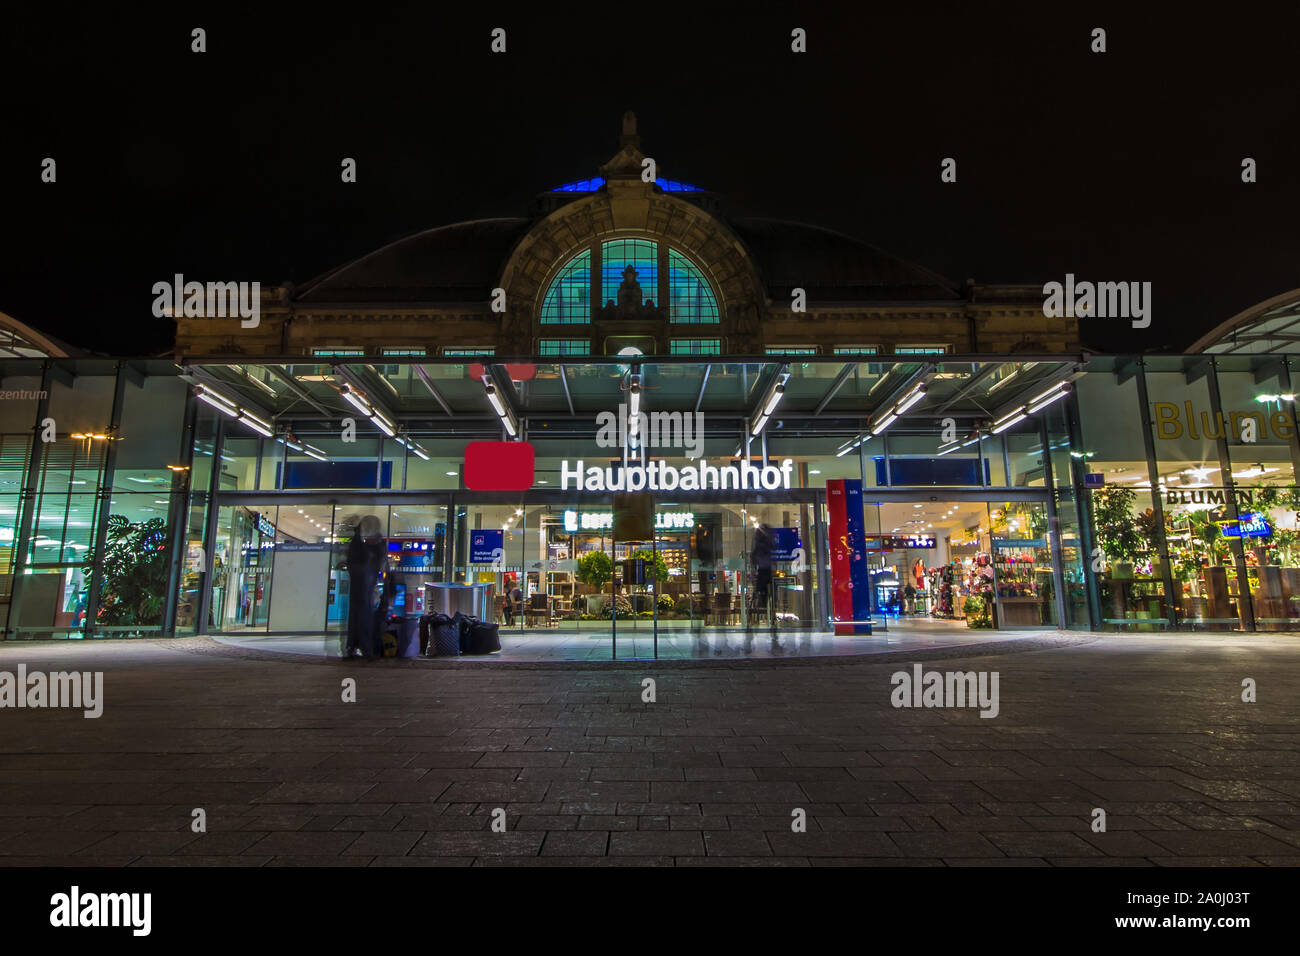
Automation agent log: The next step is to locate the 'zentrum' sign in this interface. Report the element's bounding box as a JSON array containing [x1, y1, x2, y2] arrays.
[[561, 459, 794, 492]]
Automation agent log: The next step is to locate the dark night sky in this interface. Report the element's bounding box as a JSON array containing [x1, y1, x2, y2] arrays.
[[3, 4, 1298, 356]]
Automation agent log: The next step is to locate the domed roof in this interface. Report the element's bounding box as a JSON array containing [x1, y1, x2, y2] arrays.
[[0, 309, 79, 357], [728, 218, 961, 303], [292, 211, 960, 309], [1188, 287, 1300, 354], [295, 218, 531, 304]]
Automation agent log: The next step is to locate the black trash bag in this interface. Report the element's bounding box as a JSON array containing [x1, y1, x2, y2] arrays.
[[451, 612, 473, 653], [426, 613, 460, 657], [464, 620, 501, 655]]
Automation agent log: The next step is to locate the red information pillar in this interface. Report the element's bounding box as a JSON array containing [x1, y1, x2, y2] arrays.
[[826, 480, 855, 635]]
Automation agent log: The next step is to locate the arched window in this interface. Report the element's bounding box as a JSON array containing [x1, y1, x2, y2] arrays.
[[539, 249, 591, 325], [538, 240, 720, 324], [667, 250, 719, 324], [601, 239, 657, 307]]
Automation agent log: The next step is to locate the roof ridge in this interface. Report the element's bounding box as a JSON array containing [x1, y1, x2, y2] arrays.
[[295, 218, 531, 299]]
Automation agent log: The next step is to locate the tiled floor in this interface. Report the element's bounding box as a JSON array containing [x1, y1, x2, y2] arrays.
[[2, 631, 1297, 866], [215, 617, 1038, 662]]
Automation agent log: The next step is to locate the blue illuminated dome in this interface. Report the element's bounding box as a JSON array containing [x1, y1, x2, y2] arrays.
[[551, 176, 702, 193]]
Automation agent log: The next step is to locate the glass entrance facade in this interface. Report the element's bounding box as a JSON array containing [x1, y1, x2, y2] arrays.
[[4, 353, 1298, 645]]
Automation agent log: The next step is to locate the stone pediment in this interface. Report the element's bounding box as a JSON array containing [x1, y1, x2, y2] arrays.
[[600, 110, 648, 181]]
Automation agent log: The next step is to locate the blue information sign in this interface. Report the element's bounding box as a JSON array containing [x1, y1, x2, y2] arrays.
[[470, 529, 504, 564], [1218, 512, 1271, 538], [770, 527, 803, 562]]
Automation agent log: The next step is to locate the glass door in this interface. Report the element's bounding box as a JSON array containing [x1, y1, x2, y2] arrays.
[[988, 501, 1056, 627], [742, 500, 819, 630]]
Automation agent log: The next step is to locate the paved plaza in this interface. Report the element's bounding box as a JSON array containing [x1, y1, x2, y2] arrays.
[[1, 631, 1299, 866]]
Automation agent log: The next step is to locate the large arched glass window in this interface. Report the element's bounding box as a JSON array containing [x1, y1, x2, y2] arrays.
[[538, 239, 720, 324], [667, 250, 719, 324], [539, 249, 591, 325], [601, 239, 658, 307]]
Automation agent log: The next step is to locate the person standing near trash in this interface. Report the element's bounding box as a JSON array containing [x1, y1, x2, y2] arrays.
[[344, 515, 387, 658], [749, 522, 775, 634]]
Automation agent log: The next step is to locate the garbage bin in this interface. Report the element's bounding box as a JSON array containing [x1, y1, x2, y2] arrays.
[[388, 615, 421, 658], [426, 583, 492, 620]]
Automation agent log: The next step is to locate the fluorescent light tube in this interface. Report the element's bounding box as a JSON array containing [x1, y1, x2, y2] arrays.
[[1027, 380, 1069, 406], [894, 385, 926, 414], [991, 409, 1028, 434], [196, 391, 238, 417], [341, 387, 372, 415], [762, 383, 785, 416], [870, 413, 898, 436], [1027, 389, 1069, 414], [237, 414, 272, 437]]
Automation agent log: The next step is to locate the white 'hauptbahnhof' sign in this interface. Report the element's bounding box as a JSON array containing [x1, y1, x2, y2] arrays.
[[560, 459, 794, 493]]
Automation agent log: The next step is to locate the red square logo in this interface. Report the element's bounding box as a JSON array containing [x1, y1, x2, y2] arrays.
[[469, 362, 535, 382], [464, 441, 534, 490]]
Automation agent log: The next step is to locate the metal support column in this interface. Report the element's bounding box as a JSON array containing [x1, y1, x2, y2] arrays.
[[160, 387, 199, 635], [83, 363, 131, 639], [1134, 362, 1179, 630], [6, 363, 55, 637], [195, 414, 226, 635], [1065, 392, 1104, 630], [1039, 415, 1070, 629], [1205, 359, 1256, 631]]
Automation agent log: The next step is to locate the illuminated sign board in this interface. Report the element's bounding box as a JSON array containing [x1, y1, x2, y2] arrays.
[[563, 510, 695, 533], [1217, 512, 1271, 538], [561, 458, 793, 492], [470, 530, 504, 563], [770, 528, 803, 561], [868, 535, 937, 549]]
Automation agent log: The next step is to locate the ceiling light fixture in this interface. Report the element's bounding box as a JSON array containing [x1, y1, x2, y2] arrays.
[[483, 380, 519, 437]]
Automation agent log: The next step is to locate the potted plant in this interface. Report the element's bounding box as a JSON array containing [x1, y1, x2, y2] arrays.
[[576, 551, 613, 590], [1092, 487, 1146, 619], [962, 594, 993, 628], [1092, 487, 1142, 577], [575, 551, 613, 617], [604, 595, 634, 619], [627, 549, 669, 584], [83, 515, 170, 633]]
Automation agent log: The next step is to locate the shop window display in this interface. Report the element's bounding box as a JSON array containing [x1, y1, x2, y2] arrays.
[[988, 503, 1055, 627], [1162, 485, 1300, 630], [1090, 486, 1167, 630]]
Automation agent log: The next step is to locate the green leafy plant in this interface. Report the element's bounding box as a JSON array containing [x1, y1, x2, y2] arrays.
[[84, 515, 169, 626], [627, 549, 669, 584], [962, 594, 993, 628], [603, 595, 634, 619], [575, 551, 613, 589], [1186, 509, 1229, 564], [657, 594, 675, 612], [1091, 487, 1143, 566]]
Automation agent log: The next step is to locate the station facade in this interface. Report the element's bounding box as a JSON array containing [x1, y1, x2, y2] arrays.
[[3, 116, 1299, 648]]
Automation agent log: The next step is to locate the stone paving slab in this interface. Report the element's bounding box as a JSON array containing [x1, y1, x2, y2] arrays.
[[0, 633, 1297, 866]]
